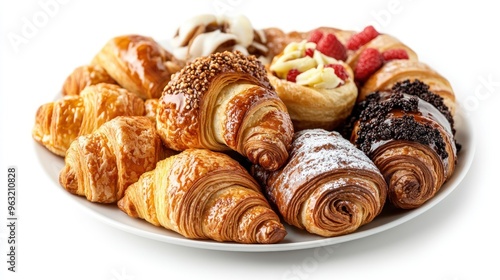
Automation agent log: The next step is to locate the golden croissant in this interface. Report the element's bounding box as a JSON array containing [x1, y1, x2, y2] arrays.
[[347, 80, 458, 209], [143, 98, 159, 123], [253, 129, 387, 237], [32, 83, 144, 156], [118, 149, 287, 244], [92, 34, 182, 99], [59, 116, 171, 203], [62, 64, 116, 96], [156, 51, 294, 171]]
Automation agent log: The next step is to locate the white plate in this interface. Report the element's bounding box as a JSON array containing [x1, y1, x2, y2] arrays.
[[35, 106, 475, 252]]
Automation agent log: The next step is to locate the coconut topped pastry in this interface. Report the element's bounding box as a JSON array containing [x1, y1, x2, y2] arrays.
[[170, 14, 269, 63]]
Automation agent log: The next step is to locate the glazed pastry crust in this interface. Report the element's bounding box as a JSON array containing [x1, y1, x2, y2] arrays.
[[118, 149, 287, 244], [92, 35, 182, 99], [144, 98, 159, 123], [32, 83, 145, 156], [59, 116, 169, 203], [157, 51, 293, 171], [62, 64, 116, 96]]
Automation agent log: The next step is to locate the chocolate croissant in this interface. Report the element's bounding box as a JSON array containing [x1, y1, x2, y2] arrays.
[[118, 149, 287, 244], [253, 129, 387, 237], [359, 60, 456, 115], [156, 51, 294, 171], [347, 80, 458, 209], [32, 83, 144, 156], [59, 116, 170, 203], [92, 34, 182, 99]]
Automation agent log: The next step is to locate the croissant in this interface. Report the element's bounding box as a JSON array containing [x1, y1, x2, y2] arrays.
[[252, 129, 387, 237], [59, 116, 170, 203], [359, 60, 456, 115], [32, 83, 145, 156], [62, 64, 116, 96], [92, 34, 182, 99], [347, 80, 458, 209], [156, 51, 294, 171], [118, 149, 287, 244], [267, 36, 358, 131], [144, 98, 159, 123]]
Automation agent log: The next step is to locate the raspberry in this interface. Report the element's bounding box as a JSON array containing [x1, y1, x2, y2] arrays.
[[381, 49, 409, 61], [346, 25, 379, 50], [308, 29, 324, 44], [354, 48, 384, 82], [286, 69, 301, 82], [305, 48, 315, 57], [325, 64, 349, 81], [316, 33, 347, 61]]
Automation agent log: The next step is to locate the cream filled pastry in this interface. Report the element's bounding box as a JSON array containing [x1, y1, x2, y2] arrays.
[[268, 30, 358, 131], [170, 14, 269, 63]]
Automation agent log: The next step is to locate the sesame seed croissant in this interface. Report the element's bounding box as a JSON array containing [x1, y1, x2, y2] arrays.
[[156, 51, 294, 171]]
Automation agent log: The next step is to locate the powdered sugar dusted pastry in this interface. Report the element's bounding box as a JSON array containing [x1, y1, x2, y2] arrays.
[[253, 129, 387, 237]]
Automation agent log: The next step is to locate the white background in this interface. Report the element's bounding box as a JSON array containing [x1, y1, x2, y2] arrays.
[[1, 0, 499, 279]]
